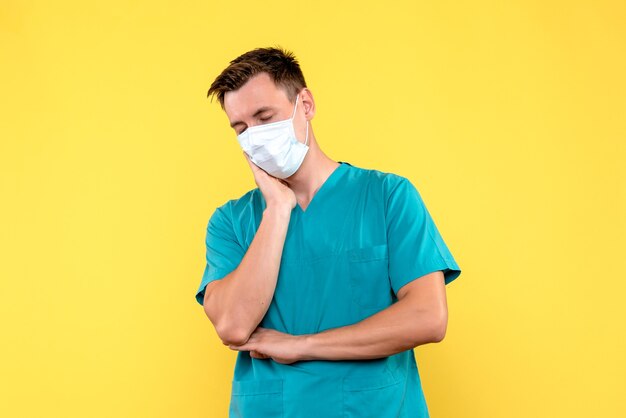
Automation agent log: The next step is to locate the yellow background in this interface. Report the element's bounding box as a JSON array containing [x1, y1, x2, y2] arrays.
[[1, 0, 625, 417]]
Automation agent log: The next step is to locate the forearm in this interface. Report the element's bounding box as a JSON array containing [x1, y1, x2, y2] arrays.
[[206, 205, 291, 344], [299, 299, 443, 361]]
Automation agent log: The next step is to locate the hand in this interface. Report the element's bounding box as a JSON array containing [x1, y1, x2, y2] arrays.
[[227, 327, 308, 365], [243, 152, 297, 212]]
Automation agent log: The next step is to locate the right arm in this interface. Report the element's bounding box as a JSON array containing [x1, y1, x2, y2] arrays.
[[202, 152, 297, 346], [203, 204, 291, 346]]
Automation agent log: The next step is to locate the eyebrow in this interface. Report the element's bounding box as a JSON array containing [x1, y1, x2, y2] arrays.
[[230, 106, 276, 128]]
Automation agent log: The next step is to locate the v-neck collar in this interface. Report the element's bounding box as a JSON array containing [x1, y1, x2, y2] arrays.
[[294, 161, 349, 215]]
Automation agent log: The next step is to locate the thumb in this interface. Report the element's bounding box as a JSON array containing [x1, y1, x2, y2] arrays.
[[243, 151, 255, 166], [243, 151, 256, 169]]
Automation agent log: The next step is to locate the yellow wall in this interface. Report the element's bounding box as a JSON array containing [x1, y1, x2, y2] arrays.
[[1, 1, 625, 417]]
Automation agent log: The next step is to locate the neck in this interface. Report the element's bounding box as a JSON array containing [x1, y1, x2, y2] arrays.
[[282, 139, 339, 205]]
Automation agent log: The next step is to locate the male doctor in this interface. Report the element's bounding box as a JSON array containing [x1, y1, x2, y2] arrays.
[[196, 46, 462, 418]]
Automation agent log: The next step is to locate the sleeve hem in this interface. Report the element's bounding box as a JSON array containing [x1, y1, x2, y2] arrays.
[[194, 267, 234, 306], [391, 257, 461, 295]]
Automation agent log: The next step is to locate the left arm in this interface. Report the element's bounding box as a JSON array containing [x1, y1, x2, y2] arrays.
[[228, 270, 448, 363], [300, 270, 448, 361]]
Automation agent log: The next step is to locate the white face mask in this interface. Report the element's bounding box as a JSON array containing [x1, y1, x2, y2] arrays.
[[236, 93, 309, 179]]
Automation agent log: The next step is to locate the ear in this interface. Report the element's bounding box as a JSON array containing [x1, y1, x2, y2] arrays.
[[301, 88, 316, 120]]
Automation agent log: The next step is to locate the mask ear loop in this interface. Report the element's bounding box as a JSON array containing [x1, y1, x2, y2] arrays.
[[292, 93, 309, 146], [291, 93, 300, 119]]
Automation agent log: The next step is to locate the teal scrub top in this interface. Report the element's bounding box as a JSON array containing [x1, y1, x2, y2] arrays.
[[195, 161, 461, 418]]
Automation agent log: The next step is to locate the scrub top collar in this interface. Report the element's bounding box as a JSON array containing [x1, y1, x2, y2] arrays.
[[293, 161, 350, 214], [257, 161, 351, 215]]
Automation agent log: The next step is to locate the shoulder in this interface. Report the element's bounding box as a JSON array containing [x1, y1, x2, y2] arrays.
[[208, 187, 262, 227], [344, 163, 425, 221], [345, 162, 415, 198]]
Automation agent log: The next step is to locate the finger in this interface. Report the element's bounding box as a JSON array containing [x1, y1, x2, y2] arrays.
[[243, 152, 258, 169], [243, 154, 262, 178], [242, 152, 253, 165], [244, 153, 273, 178], [251, 350, 269, 359], [228, 343, 248, 351]]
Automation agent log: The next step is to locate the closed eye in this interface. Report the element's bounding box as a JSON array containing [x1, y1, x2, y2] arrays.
[[235, 115, 274, 135]]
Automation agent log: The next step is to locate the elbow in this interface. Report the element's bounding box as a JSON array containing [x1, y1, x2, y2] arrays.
[[215, 321, 251, 346], [204, 302, 253, 346], [202, 280, 251, 346], [204, 304, 251, 345], [407, 310, 447, 347], [430, 311, 448, 343], [431, 322, 447, 343]]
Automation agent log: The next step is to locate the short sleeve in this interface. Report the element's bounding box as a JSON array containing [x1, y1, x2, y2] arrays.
[[385, 176, 462, 295], [194, 204, 245, 306]]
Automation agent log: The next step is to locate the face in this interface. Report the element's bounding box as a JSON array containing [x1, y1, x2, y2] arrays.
[[223, 72, 310, 143]]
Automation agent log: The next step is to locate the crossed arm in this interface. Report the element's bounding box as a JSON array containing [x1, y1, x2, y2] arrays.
[[226, 270, 449, 364]]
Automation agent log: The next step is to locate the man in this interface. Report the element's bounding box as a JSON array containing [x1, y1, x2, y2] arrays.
[[196, 46, 462, 418]]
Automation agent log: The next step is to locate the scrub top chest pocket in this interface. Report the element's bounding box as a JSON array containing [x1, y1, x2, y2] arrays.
[[347, 243, 393, 310]]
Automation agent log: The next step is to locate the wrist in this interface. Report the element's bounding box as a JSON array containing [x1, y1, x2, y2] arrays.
[[264, 204, 292, 219], [297, 333, 316, 361]]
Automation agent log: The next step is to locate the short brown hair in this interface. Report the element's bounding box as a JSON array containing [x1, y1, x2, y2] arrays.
[[207, 46, 307, 109]]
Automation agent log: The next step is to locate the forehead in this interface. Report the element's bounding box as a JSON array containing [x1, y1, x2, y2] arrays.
[[223, 72, 290, 120]]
